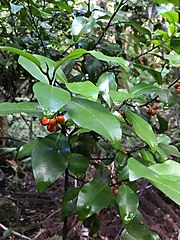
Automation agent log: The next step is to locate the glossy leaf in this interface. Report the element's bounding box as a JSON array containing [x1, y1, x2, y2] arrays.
[[124, 210, 156, 240], [17, 139, 39, 159], [127, 21, 151, 38], [109, 90, 135, 105], [62, 188, 80, 218], [66, 81, 99, 100], [65, 97, 122, 149], [152, 0, 179, 6], [128, 158, 180, 205], [0, 102, 42, 117], [130, 83, 159, 96], [18, 56, 49, 84], [33, 82, 71, 112], [157, 114, 168, 133], [55, 67, 68, 83], [68, 153, 89, 177], [0, 46, 40, 66], [158, 143, 180, 157], [97, 72, 117, 106], [31, 134, 70, 192], [140, 149, 156, 165], [170, 37, 180, 54], [134, 64, 162, 85], [126, 111, 158, 151], [117, 185, 139, 224], [162, 11, 179, 23], [77, 182, 112, 220], [164, 54, 180, 67], [72, 16, 96, 40], [89, 50, 129, 72]]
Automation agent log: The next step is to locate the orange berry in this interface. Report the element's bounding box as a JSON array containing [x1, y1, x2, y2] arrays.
[[113, 188, 119, 196], [153, 104, 160, 110], [56, 115, 65, 125], [175, 82, 180, 88], [175, 88, 180, 93], [119, 110, 125, 116], [40, 116, 49, 126], [140, 61, 144, 65], [140, 221, 144, 225], [48, 118, 57, 126], [47, 124, 56, 132]]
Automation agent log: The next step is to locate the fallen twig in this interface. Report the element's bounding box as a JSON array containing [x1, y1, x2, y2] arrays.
[[0, 223, 31, 240]]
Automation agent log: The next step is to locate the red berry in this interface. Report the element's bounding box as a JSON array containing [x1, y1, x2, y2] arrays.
[[175, 82, 180, 88], [47, 124, 56, 132], [56, 115, 65, 125], [119, 110, 125, 116], [40, 116, 49, 126], [140, 61, 144, 65], [48, 118, 57, 126], [175, 88, 180, 93], [113, 188, 119, 196], [153, 104, 160, 110]]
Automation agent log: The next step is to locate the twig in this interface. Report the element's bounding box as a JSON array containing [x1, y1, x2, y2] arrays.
[[92, 0, 128, 49], [62, 168, 69, 240], [0, 223, 31, 240], [26, 0, 47, 56]]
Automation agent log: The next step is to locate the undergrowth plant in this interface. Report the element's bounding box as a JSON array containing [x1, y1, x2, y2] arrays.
[[0, 0, 180, 239]]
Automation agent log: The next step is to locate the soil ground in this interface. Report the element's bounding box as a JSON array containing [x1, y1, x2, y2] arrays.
[[0, 159, 180, 240]]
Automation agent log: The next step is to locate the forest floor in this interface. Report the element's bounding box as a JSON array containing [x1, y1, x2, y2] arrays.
[[0, 160, 180, 240]]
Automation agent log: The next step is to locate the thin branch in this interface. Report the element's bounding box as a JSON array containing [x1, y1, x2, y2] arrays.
[[92, 0, 128, 49], [62, 168, 69, 240], [26, 0, 47, 56], [0, 223, 31, 240]]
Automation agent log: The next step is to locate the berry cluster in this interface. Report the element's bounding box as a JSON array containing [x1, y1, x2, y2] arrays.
[[175, 82, 180, 93], [40, 115, 65, 132]]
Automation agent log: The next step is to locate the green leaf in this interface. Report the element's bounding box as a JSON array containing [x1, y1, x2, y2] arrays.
[[31, 133, 70, 192], [170, 37, 180, 54], [128, 158, 180, 205], [10, 3, 23, 13], [159, 143, 180, 157], [153, 0, 179, 6], [56, 67, 68, 83], [162, 11, 179, 23], [89, 50, 129, 72], [127, 21, 151, 38], [157, 114, 168, 133], [164, 54, 180, 67], [33, 82, 71, 112], [140, 149, 156, 165], [65, 97, 122, 149], [126, 111, 158, 151], [55, 49, 88, 69], [0, 102, 42, 117], [68, 153, 89, 177], [109, 90, 135, 105], [149, 160, 180, 181], [62, 188, 80, 218], [55, 49, 129, 72], [66, 81, 99, 100], [130, 83, 159, 96], [134, 64, 162, 85], [97, 72, 117, 106], [117, 185, 139, 224], [77, 182, 112, 220], [0, 46, 40, 66], [17, 139, 39, 159], [18, 56, 49, 84], [124, 210, 156, 240], [72, 16, 96, 41]]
